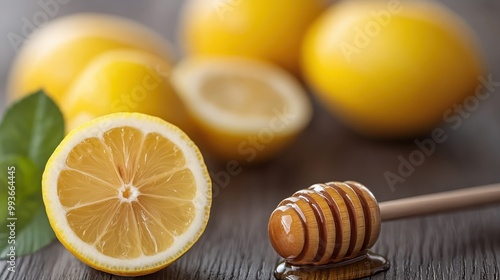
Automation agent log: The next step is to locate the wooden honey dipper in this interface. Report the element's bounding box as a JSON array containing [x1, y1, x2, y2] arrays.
[[268, 181, 500, 266]]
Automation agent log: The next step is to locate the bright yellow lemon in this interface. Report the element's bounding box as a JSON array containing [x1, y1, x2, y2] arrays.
[[61, 49, 192, 134], [180, 0, 326, 75], [302, 0, 484, 137]]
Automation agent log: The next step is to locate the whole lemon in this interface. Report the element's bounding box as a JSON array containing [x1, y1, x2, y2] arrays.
[[61, 49, 191, 133], [7, 13, 172, 105], [302, 0, 484, 137], [180, 0, 326, 74]]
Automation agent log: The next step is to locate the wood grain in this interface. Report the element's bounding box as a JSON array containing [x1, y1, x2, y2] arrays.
[[1, 0, 500, 279]]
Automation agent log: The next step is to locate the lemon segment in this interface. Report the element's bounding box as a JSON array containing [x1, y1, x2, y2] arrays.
[[42, 113, 211, 276], [172, 57, 313, 162]]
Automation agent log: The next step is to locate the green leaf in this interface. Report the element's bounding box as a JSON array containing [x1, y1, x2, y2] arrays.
[[0, 91, 64, 258], [0, 90, 64, 170], [0, 156, 55, 258]]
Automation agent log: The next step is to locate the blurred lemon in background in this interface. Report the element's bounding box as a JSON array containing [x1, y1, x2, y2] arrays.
[[180, 0, 326, 75], [302, 0, 484, 137], [62, 49, 191, 133], [7, 13, 192, 133], [172, 57, 312, 162], [8, 13, 173, 104]]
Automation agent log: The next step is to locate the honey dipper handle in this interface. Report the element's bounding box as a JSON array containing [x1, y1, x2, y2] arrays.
[[379, 183, 500, 221]]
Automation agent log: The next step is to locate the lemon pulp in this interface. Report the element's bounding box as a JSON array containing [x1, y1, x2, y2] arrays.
[[200, 75, 285, 118], [57, 126, 196, 259]]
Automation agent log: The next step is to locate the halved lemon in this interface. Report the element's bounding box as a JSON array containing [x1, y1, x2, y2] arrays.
[[171, 57, 313, 162], [42, 113, 211, 276]]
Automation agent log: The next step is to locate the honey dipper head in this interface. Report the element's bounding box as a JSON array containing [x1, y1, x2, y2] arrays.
[[268, 181, 381, 266]]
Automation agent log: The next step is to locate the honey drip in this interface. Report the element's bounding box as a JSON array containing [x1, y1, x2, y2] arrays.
[[274, 251, 389, 280]]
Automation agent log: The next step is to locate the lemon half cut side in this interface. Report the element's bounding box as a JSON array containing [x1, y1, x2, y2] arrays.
[[42, 113, 211, 276], [172, 57, 313, 162]]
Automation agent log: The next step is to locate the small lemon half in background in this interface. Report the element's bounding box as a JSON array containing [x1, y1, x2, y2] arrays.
[[302, 0, 484, 137], [172, 57, 313, 162]]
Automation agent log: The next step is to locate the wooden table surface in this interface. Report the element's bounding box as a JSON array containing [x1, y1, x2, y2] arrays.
[[1, 0, 500, 279]]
